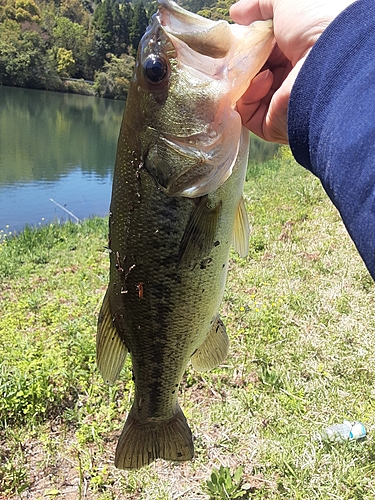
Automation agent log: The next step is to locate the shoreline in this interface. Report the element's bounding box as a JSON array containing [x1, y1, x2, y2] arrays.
[[0, 80, 127, 101]]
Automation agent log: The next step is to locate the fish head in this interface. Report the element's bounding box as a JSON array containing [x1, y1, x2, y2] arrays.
[[127, 0, 274, 197]]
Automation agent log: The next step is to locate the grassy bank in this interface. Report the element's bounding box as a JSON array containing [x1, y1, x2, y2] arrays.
[[1, 149, 375, 499]]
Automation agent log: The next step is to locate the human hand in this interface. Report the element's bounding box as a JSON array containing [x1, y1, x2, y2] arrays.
[[230, 0, 356, 143]]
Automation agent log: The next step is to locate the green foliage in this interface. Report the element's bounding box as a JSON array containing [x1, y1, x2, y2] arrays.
[[0, 19, 58, 88], [180, 0, 212, 13], [0, 219, 108, 430], [0, 437, 29, 495], [0, 0, 151, 91], [52, 16, 88, 77], [1, 343, 69, 427], [129, 1, 148, 55], [197, 0, 234, 21], [56, 46, 76, 77], [205, 466, 247, 499], [0, 0, 238, 93], [182, 0, 236, 19], [92, 0, 114, 49], [63, 77, 95, 95], [60, 0, 89, 25], [94, 53, 134, 99], [115, 2, 132, 53], [14, 0, 40, 23]]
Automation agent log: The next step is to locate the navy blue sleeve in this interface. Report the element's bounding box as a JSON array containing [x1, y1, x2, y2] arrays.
[[288, 0, 375, 279]]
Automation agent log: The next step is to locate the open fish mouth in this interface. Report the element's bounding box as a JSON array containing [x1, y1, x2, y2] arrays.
[[156, 0, 274, 105], [139, 0, 275, 198], [151, 0, 274, 198]]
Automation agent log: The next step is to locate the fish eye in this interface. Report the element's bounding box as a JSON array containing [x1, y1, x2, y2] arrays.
[[143, 55, 168, 85]]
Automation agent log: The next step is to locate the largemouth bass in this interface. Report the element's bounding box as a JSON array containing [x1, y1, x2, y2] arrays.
[[97, 0, 274, 470]]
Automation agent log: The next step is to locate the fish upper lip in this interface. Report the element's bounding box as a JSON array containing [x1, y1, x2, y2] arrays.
[[156, 0, 233, 59], [157, 0, 216, 30]]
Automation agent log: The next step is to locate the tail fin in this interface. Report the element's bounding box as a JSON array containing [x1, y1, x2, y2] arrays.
[[114, 405, 194, 469]]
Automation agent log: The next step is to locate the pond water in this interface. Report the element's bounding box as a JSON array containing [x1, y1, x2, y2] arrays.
[[0, 86, 278, 234]]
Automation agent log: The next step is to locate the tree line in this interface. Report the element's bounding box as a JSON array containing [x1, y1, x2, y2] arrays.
[[0, 0, 234, 99]]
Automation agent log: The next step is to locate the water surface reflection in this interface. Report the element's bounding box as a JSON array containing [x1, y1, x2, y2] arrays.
[[0, 86, 277, 233]]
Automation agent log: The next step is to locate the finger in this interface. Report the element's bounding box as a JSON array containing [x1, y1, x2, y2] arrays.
[[230, 0, 273, 25], [240, 72, 289, 143], [241, 101, 272, 140], [236, 70, 274, 140], [263, 87, 289, 143], [240, 69, 273, 103]]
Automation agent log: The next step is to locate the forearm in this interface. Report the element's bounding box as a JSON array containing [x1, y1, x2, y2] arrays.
[[288, 0, 375, 278]]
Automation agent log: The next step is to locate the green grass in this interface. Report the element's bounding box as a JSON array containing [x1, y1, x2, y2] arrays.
[[1, 148, 375, 499]]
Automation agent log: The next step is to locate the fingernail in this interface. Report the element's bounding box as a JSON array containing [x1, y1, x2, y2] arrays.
[[254, 69, 270, 82]]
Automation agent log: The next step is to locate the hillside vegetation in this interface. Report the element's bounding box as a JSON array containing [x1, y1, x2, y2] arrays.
[[0, 0, 234, 98]]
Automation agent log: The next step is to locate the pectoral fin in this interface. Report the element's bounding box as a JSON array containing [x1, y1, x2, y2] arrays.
[[179, 196, 222, 266], [233, 196, 250, 257], [97, 290, 128, 385], [191, 315, 229, 372]]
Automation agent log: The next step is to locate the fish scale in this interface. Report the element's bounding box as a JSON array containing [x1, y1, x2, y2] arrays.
[[96, 0, 274, 469]]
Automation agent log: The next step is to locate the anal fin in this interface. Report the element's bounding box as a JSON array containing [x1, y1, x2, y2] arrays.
[[115, 404, 194, 469], [97, 289, 128, 385], [233, 196, 250, 257], [191, 315, 229, 372]]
